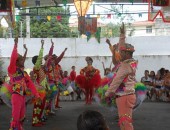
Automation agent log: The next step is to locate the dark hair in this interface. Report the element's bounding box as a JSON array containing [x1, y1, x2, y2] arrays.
[[165, 69, 169, 74], [85, 57, 93, 63], [150, 71, 155, 77], [145, 70, 149, 73], [32, 55, 38, 65], [159, 68, 165, 76], [77, 110, 108, 130], [126, 51, 133, 57], [52, 54, 57, 58]]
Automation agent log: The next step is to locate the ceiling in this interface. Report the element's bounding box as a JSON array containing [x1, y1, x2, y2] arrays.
[[14, 0, 147, 8]]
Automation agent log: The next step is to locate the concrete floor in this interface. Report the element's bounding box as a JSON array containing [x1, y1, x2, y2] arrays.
[[0, 100, 170, 130]]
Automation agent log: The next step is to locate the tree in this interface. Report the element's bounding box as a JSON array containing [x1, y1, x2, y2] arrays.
[[101, 23, 120, 38], [13, 7, 78, 38], [101, 4, 135, 38]]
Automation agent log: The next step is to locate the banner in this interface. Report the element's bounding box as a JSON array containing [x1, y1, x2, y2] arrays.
[[148, 0, 170, 22], [78, 17, 100, 43], [153, 0, 169, 6], [0, 0, 12, 12], [85, 17, 97, 34], [78, 16, 86, 35]]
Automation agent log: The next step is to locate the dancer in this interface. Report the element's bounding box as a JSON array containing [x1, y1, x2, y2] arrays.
[[76, 57, 101, 104], [45, 39, 67, 112], [52, 44, 67, 109], [105, 23, 137, 130], [0, 43, 28, 108], [31, 40, 49, 127], [8, 38, 40, 130]]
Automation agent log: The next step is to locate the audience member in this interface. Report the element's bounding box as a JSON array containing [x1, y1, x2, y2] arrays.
[[77, 110, 109, 130]]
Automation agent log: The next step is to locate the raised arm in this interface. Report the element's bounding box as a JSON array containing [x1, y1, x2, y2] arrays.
[[45, 39, 54, 66], [118, 22, 126, 49], [34, 40, 44, 70], [106, 39, 120, 65], [23, 44, 28, 64], [106, 39, 114, 54], [49, 39, 54, 57], [109, 61, 112, 70], [8, 38, 18, 74], [55, 48, 67, 65], [102, 62, 106, 76]]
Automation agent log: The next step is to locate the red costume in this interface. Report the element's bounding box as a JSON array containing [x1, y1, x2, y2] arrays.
[[76, 57, 101, 104]]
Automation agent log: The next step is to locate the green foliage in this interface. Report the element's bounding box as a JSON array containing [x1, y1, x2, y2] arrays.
[[100, 5, 135, 38], [0, 26, 4, 38], [13, 7, 78, 38], [101, 23, 120, 38]]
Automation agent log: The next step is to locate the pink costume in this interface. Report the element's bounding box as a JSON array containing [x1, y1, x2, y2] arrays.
[[105, 23, 138, 130], [8, 44, 39, 130], [106, 59, 137, 130]]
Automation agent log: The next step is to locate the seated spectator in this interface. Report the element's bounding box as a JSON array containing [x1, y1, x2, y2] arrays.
[[149, 70, 156, 100], [153, 73, 163, 101], [141, 70, 152, 99], [158, 68, 166, 80], [163, 72, 170, 101], [77, 110, 109, 130]]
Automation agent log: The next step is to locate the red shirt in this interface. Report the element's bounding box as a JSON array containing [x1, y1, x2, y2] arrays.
[[69, 70, 76, 81]]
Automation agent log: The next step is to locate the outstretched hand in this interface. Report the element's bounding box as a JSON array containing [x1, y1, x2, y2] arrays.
[[14, 37, 18, 47], [51, 39, 54, 46], [23, 44, 27, 50], [41, 39, 44, 48], [106, 39, 111, 46], [120, 22, 125, 34], [64, 48, 67, 52]]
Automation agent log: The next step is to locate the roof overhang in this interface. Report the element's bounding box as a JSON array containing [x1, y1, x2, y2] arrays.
[[14, 0, 146, 8]]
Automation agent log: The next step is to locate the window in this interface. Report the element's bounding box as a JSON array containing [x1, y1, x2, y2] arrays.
[[146, 26, 152, 33]]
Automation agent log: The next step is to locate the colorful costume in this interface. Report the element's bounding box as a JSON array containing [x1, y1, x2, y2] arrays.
[[54, 64, 63, 108], [44, 44, 58, 114], [8, 43, 39, 130], [31, 47, 48, 126], [76, 57, 101, 104], [52, 49, 67, 108], [106, 59, 137, 130], [105, 23, 138, 130]]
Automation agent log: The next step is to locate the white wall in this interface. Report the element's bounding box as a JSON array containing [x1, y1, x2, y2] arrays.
[[131, 26, 155, 37], [1, 36, 170, 81]]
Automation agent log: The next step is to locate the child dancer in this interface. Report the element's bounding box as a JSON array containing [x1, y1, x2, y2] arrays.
[[8, 38, 40, 130], [31, 40, 50, 127]]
